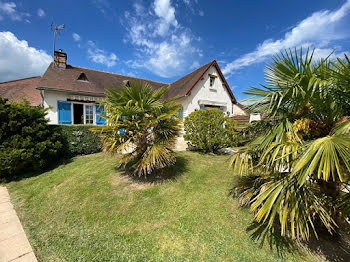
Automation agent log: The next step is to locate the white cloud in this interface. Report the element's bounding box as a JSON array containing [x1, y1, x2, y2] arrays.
[[190, 61, 200, 69], [0, 32, 52, 82], [37, 8, 45, 17], [153, 0, 178, 36], [0, 1, 30, 21], [87, 41, 117, 67], [123, 0, 201, 78], [72, 33, 81, 42], [223, 0, 350, 76]]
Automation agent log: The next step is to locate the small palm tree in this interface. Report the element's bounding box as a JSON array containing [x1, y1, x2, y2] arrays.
[[94, 80, 181, 176], [230, 48, 350, 240]]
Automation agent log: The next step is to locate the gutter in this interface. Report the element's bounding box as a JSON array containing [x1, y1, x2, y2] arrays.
[[39, 89, 44, 108], [36, 87, 105, 97]]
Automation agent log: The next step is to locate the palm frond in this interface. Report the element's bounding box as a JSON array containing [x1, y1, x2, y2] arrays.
[[293, 135, 350, 184]]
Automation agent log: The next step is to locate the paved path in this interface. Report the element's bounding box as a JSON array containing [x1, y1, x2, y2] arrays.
[[0, 187, 37, 262]]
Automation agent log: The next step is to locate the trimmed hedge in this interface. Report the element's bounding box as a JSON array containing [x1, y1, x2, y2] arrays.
[[0, 98, 63, 178], [54, 125, 102, 157]]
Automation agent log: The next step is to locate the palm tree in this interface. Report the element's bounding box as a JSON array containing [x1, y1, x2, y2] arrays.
[[230, 48, 350, 240], [94, 80, 181, 176]]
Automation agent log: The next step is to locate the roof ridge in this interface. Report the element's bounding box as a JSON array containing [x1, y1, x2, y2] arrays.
[[69, 65, 169, 85], [0, 76, 41, 84]]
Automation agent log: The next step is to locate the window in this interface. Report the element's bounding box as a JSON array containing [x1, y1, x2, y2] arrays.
[[77, 73, 88, 81], [210, 76, 215, 87], [85, 105, 94, 124]]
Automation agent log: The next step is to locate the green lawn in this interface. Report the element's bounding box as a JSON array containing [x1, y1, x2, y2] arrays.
[[7, 152, 322, 261]]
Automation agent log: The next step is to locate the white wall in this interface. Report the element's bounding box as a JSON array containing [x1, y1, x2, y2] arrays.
[[232, 104, 247, 116], [44, 90, 69, 124], [180, 65, 234, 118]]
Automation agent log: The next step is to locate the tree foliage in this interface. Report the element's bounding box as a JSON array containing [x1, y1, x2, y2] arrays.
[[184, 109, 237, 152], [92, 81, 181, 176], [0, 98, 62, 178], [230, 48, 350, 240]]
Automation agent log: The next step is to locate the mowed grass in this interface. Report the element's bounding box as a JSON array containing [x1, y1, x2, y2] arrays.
[[7, 152, 321, 262]]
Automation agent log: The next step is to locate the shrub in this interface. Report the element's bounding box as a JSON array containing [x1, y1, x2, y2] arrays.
[[55, 125, 101, 157], [0, 98, 62, 178], [184, 109, 237, 152]]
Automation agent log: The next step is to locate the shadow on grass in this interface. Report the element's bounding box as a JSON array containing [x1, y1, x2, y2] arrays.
[[1, 158, 73, 183], [116, 155, 189, 184], [302, 226, 350, 262], [246, 221, 298, 258]]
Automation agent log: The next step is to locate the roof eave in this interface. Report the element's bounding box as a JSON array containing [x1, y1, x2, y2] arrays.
[[36, 87, 105, 97], [185, 60, 237, 103]]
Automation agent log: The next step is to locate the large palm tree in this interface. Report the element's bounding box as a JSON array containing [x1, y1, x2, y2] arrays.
[[230, 48, 350, 240], [94, 80, 181, 176]]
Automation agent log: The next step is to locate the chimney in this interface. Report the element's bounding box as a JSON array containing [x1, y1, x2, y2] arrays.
[[54, 49, 67, 69]]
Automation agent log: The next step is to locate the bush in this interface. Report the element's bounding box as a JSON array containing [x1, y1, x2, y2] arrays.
[[237, 120, 275, 146], [184, 109, 237, 152], [55, 125, 101, 157], [0, 98, 62, 178]]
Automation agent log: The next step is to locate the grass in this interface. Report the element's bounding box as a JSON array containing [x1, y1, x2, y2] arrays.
[[6, 152, 323, 261]]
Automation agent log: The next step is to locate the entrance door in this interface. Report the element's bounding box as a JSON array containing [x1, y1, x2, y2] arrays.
[[73, 104, 84, 124]]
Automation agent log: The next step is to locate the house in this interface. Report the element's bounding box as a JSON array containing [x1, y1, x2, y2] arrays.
[[0, 50, 246, 126], [231, 103, 262, 126]]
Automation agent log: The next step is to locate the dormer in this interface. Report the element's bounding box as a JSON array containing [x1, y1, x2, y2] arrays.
[[123, 80, 130, 86], [77, 73, 88, 82]]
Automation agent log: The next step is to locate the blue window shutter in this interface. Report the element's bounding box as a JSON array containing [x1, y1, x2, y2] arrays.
[[96, 104, 106, 125], [200, 105, 206, 110], [58, 101, 71, 124], [178, 106, 184, 119], [118, 116, 125, 134]]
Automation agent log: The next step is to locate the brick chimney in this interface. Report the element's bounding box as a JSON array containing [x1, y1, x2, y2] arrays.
[[54, 49, 67, 69]]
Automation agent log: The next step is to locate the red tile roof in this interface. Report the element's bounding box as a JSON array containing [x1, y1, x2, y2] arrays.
[[0, 76, 42, 106], [1, 60, 237, 105], [231, 115, 250, 125]]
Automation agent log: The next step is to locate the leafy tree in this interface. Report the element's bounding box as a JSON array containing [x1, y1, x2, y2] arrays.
[[93, 81, 181, 176], [0, 98, 62, 178], [230, 48, 350, 240], [184, 109, 237, 152]]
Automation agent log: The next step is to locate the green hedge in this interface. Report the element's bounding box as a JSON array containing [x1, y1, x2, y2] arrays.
[[0, 98, 63, 178], [53, 125, 102, 157], [184, 109, 237, 153]]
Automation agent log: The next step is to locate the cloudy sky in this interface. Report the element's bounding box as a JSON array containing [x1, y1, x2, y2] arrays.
[[0, 0, 350, 100]]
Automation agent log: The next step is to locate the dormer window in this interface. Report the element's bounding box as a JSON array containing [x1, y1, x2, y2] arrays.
[[123, 80, 130, 86], [77, 73, 88, 82]]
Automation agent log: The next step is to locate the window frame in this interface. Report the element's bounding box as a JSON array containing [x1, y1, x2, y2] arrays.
[[70, 101, 96, 125], [209, 76, 215, 87]]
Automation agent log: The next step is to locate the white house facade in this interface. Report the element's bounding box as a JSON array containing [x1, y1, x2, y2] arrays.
[[1, 51, 248, 128]]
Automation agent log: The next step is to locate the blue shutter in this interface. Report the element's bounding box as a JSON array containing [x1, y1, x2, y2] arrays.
[[58, 101, 71, 124], [178, 106, 184, 120], [95, 104, 106, 125], [200, 105, 206, 110], [118, 116, 125, 135]]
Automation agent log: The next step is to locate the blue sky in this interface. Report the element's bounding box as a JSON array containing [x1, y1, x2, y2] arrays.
[[0, 0, 350, 101]]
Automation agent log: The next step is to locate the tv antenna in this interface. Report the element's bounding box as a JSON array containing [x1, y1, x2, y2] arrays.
[[51, 22, 65, 56]]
